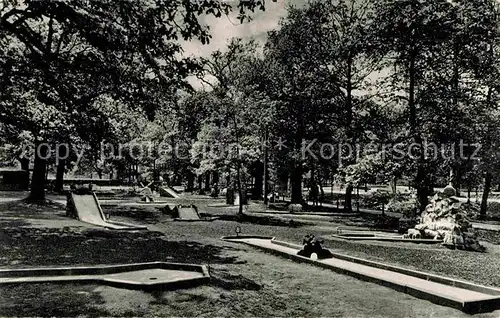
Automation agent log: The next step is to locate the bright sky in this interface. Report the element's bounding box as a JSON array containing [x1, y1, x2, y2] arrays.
[[183, 0, 308, 89]]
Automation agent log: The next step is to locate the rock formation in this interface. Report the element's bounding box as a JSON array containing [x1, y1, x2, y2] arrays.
[[405, 184, 484, 251]]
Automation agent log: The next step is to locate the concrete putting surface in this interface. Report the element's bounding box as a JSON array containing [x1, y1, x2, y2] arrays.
[[222, 236, 500, 314], [330, 228, 443, 244], [0, 262, 209, 291], [330, 233, 443, 244]]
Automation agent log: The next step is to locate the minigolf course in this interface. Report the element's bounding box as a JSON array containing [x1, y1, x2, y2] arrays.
[[68, 192, 147, 230], [222, 236, 500, 314]]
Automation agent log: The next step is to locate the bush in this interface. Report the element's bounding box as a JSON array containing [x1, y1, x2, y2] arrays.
[[374, 215, 400, 230], [487, 201, 500, 219], [461, 201, 480, 218], [359, 190, 391, 209], [460, 201, 500, 220], [385, 193, 418, 217]]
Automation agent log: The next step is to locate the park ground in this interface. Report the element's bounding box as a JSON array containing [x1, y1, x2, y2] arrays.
[[2, 191, 500, 317]]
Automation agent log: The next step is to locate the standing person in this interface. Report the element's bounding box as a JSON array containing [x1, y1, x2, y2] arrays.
[[309, 181, 319, 206]]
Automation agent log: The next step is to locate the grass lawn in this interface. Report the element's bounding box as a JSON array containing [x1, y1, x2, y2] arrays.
[[1, 196, 500, 317]]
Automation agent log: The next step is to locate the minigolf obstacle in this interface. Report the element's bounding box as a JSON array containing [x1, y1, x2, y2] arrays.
[[174, 205, 200, 220], [67, 187, 147, 230], [161, 204, 200, 220], [159, 186, 180, 199], [222, 236, 500, 314], [162, 204, 217, 222], [404, 186, 484, 251], [138, 181, 156, 202], [0, 262, 210, 291]]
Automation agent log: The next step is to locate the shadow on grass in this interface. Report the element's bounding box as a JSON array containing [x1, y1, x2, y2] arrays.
[[0, 200, 65, 219], [0, 219, 30, 228], [149, 290, 209, 305], [103, 205, 165, 224], [216, 214, 305, 228], [209, 270, 261, 291], [0, 228, 239, 267], [0, 283, 108, 317]]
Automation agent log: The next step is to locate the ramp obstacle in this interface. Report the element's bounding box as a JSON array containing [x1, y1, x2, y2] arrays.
[[159, 186, 180, 199], [67, 191, 147, 230], [162, 204, 217, 222]]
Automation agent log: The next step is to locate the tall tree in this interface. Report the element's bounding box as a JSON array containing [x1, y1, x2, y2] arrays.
[[372, 0, 458, 211], [265, 0, 379, 208], [0, 0, 275, 201], [194, 38, 273, 213]]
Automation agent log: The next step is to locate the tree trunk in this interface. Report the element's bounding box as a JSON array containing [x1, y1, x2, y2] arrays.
[[408, 48, 431, 212], [451, 40, 461, 196], [415, 166, 431, 213], [55, 159, 65, 193], [186, 171, 194, 192], [27, 141, 48, 202], [153, 158, 157, 181], [236, 162, 244, 215], [480, 173, 492, 219], [290, 164, 303, 204], [392, 177, 397, 194], [19, 157, 29, 171], [204, 171, 211, 192], [212, 170, 219, 185], [229, 111, 245, 214], [344, 55, 355, 213], [253, 162, 263, 200], [454, 168, 461, 196], [198, 175, 204, 194], [134, 164, 139, 183], [263, 129, 269, 205], [345, 184, 353, 212]]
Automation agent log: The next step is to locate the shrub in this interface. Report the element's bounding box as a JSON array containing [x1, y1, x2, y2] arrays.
[[461, 201, 480, 218], [487, 201, 500, 219], [374, 215, 400, 230], [359, 190, 391, 209], [385, 193, 418, 217]]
